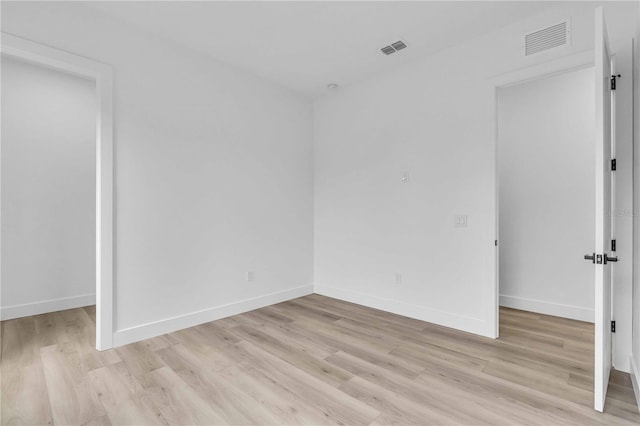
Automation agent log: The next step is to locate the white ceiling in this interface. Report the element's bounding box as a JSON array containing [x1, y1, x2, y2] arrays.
[[89, 1, 561, 99]]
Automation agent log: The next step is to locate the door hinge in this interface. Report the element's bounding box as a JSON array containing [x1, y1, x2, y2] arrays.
[[495, 240, 498, 246], [611, 239, 616, 252], [611, 159, 616, 171], [611, 321, 616, 333], [611, 74, 620, 90]]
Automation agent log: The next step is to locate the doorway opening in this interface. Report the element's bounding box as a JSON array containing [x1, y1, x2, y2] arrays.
[[497, 66, 596, 323], [492, 8, 618, 410], [1, 54, 97, 324], [494, 65, 602, 409], [1, 34, 114, 350]]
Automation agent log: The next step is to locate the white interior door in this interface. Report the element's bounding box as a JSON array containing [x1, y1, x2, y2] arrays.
[[593, 5, 614, 413]]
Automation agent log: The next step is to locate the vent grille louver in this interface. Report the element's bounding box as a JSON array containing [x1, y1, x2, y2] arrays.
[[381, 45, 396, 55], [391, 41, 407, 51], [381, 40, 408, 55], [524, 21, 569, 56]]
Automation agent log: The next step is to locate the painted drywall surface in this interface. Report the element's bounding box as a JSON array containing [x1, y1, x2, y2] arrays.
[[632, 3, 640, 403], [314, 2, 638, 340], [1, 56, 96, 315], [1, 2, 314, 335], [498, 67, 595, 322]]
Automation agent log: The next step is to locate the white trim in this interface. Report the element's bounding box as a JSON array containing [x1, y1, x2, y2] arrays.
[[1, 33, 115, 350], [489, 49, 593, 88], [0, 294, 96, 321], [489, 49, 595, 341], [113, 285, 314, 348], [630, 356, 640, 413], [499, 294, 594, 323], [314, 285, 493, 338]]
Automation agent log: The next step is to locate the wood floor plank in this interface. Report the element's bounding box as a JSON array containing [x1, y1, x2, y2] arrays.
[[340, 375, 466, 425], [327, 350, 507, 425], [230, 324, 353, 387], [163, 355, 283, 425], [233, 340, 381, 425], [140, 334, 178, 352], [168, 327, 237, 371], [241, 310, 338, 358], [1, 361, 54, 426], [87, 363, 165, 425], [1, 317, 55, 426], [145, 366, 227, 425], [2, 296, 639, 425], [56, 309, 122, 371], [115, 341, 166, 378], [40, 344, 106, 425], [414, 358, 617, 425], [217, 363, 337, 425], [81, 414, 111, 426]]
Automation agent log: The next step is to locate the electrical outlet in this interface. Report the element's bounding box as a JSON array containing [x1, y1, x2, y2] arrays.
[[395, 273, 402, 285], [246, 271, 254, 282], [454, 214, 467, 228]]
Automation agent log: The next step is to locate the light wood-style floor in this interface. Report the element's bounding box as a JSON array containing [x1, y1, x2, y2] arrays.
[[1, 294, 639, 425]]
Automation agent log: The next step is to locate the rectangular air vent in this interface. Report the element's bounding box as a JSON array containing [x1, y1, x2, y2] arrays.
[[381, 45, 396, 55], [391, 41, 407, 51], [381, 40, 408, 55], [524, 21, 570, 56]]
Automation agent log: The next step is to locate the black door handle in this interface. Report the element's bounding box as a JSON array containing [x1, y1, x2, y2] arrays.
[[605, 254, 618, 263], [584, 253, 595, 263]]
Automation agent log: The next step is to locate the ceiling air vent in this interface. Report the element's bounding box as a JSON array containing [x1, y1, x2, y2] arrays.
[[381, 40, 408, 55], [381, 45, 396, 55], [391, 41, 407, 51], [524, 20, 570, 56]]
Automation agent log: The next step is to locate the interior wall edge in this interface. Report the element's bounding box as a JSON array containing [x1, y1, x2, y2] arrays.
[[0, 294, 96, 321], [499, 294, 594, 324], [112, 284, 313, 348], [630, 355, 640, 412], [314, 285, 493, 338]]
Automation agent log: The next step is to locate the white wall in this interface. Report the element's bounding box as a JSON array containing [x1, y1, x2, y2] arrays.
[[2, 2, 637, 381], [1, 56, 96, 319], [314, 2, 638, 346], [631, 1, 640, 408], [1, 2, 314, 346], [498, 67, 595, 322]]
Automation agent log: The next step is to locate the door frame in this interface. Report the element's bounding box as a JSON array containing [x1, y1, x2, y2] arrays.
[[489, 50, 594, 339], [1, 33, 115, 350]]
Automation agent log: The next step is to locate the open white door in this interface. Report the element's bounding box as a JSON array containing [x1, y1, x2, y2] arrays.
[[592, 6, 615, 413]]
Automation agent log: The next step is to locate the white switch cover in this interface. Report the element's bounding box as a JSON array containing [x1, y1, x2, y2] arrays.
[[454, 215, 467, 228], [246, 271, 254, 282], [401, 172, 409, 184], [395, 273, 402, 285]]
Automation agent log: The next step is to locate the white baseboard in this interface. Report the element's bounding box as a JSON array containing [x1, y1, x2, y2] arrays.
[[0, 294, 96, 320], [499, 294, 594, 323], [314, 285, 492, 338], [630, 355, 640, 413], [113, 284, 313, 347]]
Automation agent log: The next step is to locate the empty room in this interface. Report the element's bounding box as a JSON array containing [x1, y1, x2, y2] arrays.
[[1, 1, 640, 425]]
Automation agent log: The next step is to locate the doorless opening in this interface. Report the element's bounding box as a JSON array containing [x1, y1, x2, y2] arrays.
[[1, 33, 114, 350], [1, 55, 97, 323]]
